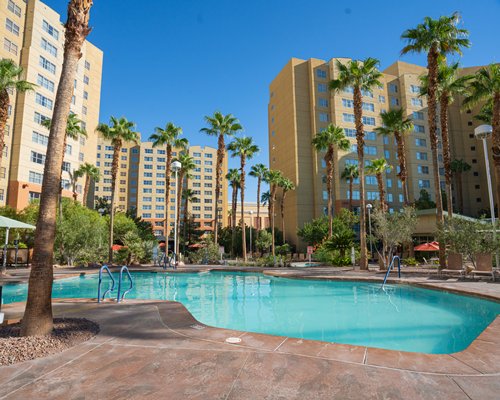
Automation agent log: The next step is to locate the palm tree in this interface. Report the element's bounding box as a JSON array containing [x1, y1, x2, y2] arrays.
[[182, 188, 198, 254], [200, 112, 242, 243], [475, 102, 493, 124], [0, 59, 35, 168], [341, 164, 359, 211], [401, 14, 470, 268], [329, 57, 382, 270], [226, 168, 241, 256], [278, 176, 295, 243], [265, 169, 284, 258], [451, 159, 472, 214], [149, 122, 187, 238], [42, 113, 87, 217], [261, 190, 271, 227], [77, 162, 100, 206], [21, 0, 94, 337], [420, 62, 472, 217], [366, 158, 392, 212], [249, 163, 268, 230], [174, 152, 195, 257], [312, 124, 350, 237], [374, 109, 414, 204], [228, 137, 260, 261], [68, 169, 80, 201], [96, 117, 139, 263], [463, 64, 500, 207]]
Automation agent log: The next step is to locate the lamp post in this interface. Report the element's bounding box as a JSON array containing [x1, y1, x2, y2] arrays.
[[249, 210, 254, 259], [474, 125, 499, 268], [366, 203, 373, 262], [172, 160, 182, 267]]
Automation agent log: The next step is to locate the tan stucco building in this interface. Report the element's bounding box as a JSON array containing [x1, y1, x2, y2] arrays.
[[1, 0, 103, 210], [269, 57, 491, 249]]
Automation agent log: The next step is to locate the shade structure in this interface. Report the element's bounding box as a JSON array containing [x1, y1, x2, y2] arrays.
[[414, 241, 440, 251], [0, 216, 35, 273]]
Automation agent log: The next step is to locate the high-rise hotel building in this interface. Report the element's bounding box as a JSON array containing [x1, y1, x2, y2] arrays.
[[1, 0, 103, 209], [94, 141, 229, 237], [269, 58, 491, 248]]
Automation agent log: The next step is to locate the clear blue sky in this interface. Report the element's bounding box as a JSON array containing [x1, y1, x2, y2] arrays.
[[45, 0, 499, 200]]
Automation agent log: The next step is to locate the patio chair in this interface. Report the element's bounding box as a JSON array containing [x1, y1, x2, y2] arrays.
[[472, 253, 495, 281], [440, 252, 466, 279]]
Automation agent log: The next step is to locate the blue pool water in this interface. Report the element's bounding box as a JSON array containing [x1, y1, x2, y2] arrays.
[[2, 271, 499, 354]]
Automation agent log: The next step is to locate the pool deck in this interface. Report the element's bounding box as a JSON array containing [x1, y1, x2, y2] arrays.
[[1, 265, 500, 399]]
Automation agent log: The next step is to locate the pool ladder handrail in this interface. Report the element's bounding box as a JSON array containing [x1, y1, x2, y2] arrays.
[[381, 256, 401, 288], [117, 265, 134, 303], [97, 265, 115, 303]]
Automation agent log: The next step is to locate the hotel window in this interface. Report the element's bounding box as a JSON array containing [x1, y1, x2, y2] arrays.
[[365, 146, 377, 155], [410, 85, 421, 94], [418, 165, 429, 174], [418, 180, 430, 189], [83, 75, 90, 85], [5, 18, 20, 35], [85, 61, 91, 70], [31, 151, 45, 165], [414, 124, 425, 133], [83, 91, 88, 100], [145, 149, 153, 154], [142, 205, 152, 210], [384, 150, 390, 159], [416, 152, 428, 160], [39, 56, 56, 74], [143, 197, 152, 202], [411, 98, 423, 107], [387, 193, 393, 202], [37, 74, 55, 92], [316, 69, 327, 79], [157, 149, 165, 155], [347, 190, 360, 200], [34, 112, 50, 125], [42, 20, 59, 40], [366, 176, 377, 185], [362, 116, 376, 126], [319, 113, 329, 122], [156, 189, 165, 194], [387, 179, 392, 188], [7, 1, 21, 17], [361, 89, 373, 98], [344, 86, 354, 94], [343, 113, 355, 123], [193, 152, 202, 157], [143, 180, 152, 185], [62, 161, 71, 172], [363, 102, 375, 112], [367, 191, 380, 200], [389, 83, 398, 93], [82, 106, 87, 115], [65, 144, 72, 155], [413, 111, 424, 120], [390, 97, 399, 106], [317, 83, 327, 93], [32, 131, 49, 146], [415, 138, 426, 147], [344, 128, 356, 137], [157, 157, 165, 163], [204, 160, 213, 165], [155, 213, 165, 219], [399, 194, 404, 203], [29, 171, 43, 184], [41, 38, 58, 57], [205, 153, 212, 158], [342, 99, 354, 108], [4, 38, 17, 55], [318, 98, 328, 107], [142, 213, 151, 219], [365, 131, 376, 141], [379, 95, 386, 103], [345, 159, 358, 166]]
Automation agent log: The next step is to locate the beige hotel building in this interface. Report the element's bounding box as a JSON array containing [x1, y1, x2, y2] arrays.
[[0, 0, 103, 210], [94, 141, 229, 237], [269, 57, 491, 248]]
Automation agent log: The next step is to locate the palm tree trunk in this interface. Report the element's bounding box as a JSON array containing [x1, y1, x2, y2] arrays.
[[240, 156, 247, 262], [231, 184, 237, 257], [0, 89, 9, 168], [394, 132, 410, 205], [353, 86, 368, 270], [376, 173, 386, 212], [349, 179, 353, 211], [164, 146, 172, 238], [326, 150, 333, 238], [440, 94, 453, 218], [58, 135, 68, 220], [182, 191, 189, 255], [427, 46, 446, 268], [491, 93, 500, 211], [21, 0, 92, 337], [256, 177, 261, 230], [271, 185, 277, 258], [176, 171, 185, 257], [214, 134, 225, 243], [83, 174, 90, 207], [456, 172, 464, 214], [108, 144, 121, 263], [281, 190, 287, 242]]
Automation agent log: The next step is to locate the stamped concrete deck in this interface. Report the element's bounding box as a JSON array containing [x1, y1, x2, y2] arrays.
[[1, 266, 500, 399]]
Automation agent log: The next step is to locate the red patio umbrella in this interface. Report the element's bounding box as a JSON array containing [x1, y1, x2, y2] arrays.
[[414, 241, 440, 251], [112, 244, 126, 251]]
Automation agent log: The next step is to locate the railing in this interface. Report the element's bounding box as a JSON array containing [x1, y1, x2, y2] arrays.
[[117, 266, 134, 303], [97, 265, 115, 303], [381, 256, 401, 288]]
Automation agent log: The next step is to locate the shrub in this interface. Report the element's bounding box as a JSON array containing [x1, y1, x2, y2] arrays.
[[403, 257, 418, 266], [189, 243, 221, 264]]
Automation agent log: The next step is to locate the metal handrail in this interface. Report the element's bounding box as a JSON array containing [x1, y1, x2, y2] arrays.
[[117, 265, 134, 303], [98, 265, 115, 303], [382, 256, 401, 288]]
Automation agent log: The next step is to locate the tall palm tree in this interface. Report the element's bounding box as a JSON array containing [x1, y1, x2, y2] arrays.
[[249, 163, 268, 230], [312, 124, 350, 237], [0, 59, 35, 168], [226, 168, 241, 256], [450, 159, 471, 214], [341, 164, 359, 211], [278, 176, 295, 243], [22, 0, 94, 337], [96, 117, 139, 263], [149, 122, 187, 237], [68, 169, 80, 201], [265, 169, 283, 258], [463, 64, 500, 207], [261, 190, 271, 228], [420, 62, 472, 217], [77, 162, 100, 207], [474, 102, 493, 124], [374, 109, 414, 204], [42, 113, 87, 218], [329, 58, 382, 270], [366, 158, 392, 212], [174, 152, 195, 257], [228, 137, 260, 261], [200, 112, 242, 243], [401, 14, 470, 268]]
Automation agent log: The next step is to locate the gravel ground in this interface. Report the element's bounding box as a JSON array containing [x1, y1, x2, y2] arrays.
[[0, 318, 99, 366]]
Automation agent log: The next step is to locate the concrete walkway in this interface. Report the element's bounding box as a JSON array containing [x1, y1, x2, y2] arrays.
[[1, 298, 499, 400]]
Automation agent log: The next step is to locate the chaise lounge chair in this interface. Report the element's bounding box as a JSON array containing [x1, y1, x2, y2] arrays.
[[472, 253, 496, 281], [440, 252, 466, 279]]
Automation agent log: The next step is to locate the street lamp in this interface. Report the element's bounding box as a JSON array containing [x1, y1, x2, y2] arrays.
[[172, 160, 182, 267], [249, 210, 254, 259], [366, 203, 373, 262], [474, 125, 499, 268]]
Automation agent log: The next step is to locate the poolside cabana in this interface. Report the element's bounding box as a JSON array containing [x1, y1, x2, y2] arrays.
[[0, 216, 35, 271]]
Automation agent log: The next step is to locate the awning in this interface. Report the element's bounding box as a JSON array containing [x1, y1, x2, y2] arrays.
[[0, 216, 35, 230], [414, 241, 440, 251]]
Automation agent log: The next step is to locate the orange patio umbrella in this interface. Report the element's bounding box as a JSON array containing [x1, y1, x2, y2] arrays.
[[414, 241, 440, 251]]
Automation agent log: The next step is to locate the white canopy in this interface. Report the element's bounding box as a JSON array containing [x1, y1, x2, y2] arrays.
[[0, 216, 35, 230]]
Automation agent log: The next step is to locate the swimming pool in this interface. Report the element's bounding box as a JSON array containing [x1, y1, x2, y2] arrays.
[[2, 271, 499, 354]]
